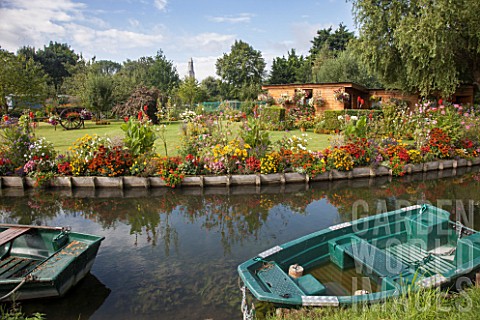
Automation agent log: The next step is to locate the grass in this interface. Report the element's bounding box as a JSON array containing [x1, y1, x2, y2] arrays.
[[264, 286, 480, 320], [30, 120, 333, 156]]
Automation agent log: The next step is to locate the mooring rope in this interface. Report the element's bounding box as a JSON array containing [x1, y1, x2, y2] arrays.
[[0, 275, 32, 301], [240, 285, 255, 320]]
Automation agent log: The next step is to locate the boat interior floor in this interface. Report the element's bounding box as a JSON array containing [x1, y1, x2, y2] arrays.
[[0, 256, 40, 279]]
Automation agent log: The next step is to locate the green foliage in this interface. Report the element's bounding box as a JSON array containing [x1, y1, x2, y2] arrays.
[[0, 49, 48, 114], [216, 40, 266, 100], [84, 73, 116, 116], [121, 118, 157, 157], [309, 23, 355, 56], [268, 49, 312, 84], [0, 305, 44, 320], [200, 76, 222, 101], [118, 50, 180, 96], [321, 110, 383, 131], [0, 126, 34, 167], [312, 45, 382, 88], [260, 105, 286, 124], [344, 115, 368, 138], [240, 117, 271, 157], [30, 41, 80, 94], [352, 0, 480, 96], [178, 76, 204, 108], [92, 59, 122, 75]]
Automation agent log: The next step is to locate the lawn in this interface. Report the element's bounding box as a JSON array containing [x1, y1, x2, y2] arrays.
[[31, 120, 333, 156]]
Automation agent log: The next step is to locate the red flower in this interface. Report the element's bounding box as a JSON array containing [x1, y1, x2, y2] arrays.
[[29, 111, 34, 119], [357, 96, 361, 102], [143, 105, 148, 112], [360, 99, 365, 105], [2, 115, 8, 122], [138, 111, 143, 120], [438, 98, 443, 105], [124, 116, 129, 122]]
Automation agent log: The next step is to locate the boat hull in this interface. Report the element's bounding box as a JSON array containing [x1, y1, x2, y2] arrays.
[[238, 204, 480, 306], [0, 227, 104, 301]]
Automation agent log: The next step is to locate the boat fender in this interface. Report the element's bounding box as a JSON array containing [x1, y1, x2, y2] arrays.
[[354, 289, 370, 295], [288, 264, 304, 278]]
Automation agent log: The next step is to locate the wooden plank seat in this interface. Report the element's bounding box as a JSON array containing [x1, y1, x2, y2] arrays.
[[0, 227, 31, 246]]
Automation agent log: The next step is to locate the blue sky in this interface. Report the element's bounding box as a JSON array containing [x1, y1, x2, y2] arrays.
[[0, 0, 355, 80]]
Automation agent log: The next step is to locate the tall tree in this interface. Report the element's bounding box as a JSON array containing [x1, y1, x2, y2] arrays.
[[0, 49, 48, 114], [83, 73, 116, 117], [216, 40, 266, 100], [268, 49, 311, 84], [118, 51, 180, 96], [313, 45, 382, 88], [351, 0, 480, 96], [309, 23, 355, 57], [200, 76, 221, 101], [92, 59, 122, 75], [178, 76, 203, 108], [33, 42, 81, 96], [145, 50, 180, 95]]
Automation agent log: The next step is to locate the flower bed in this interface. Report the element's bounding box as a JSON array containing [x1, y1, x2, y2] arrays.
[[1, 101, 480, 189], [1, 157, 479, 190]]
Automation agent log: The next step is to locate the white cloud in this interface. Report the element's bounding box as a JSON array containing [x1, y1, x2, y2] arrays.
[[153, 0, 168, 11], [208, 13, 254, 24], [291, 22, 333, 55], [128, 18, 140, 28], [0, 0, 166, 62], [179, 33, 236, 54]]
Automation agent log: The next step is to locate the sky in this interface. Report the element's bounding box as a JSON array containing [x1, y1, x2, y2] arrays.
[[0, 0, 355, 81]]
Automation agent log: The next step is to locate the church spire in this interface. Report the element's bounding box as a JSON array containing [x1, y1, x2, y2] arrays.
[[187, 58, 195, 79]]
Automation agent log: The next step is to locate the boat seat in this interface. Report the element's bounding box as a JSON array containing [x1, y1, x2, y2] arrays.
[[257, 263, 325, 298], [0, 227, 31, 246], [343, 237, 409, 278]]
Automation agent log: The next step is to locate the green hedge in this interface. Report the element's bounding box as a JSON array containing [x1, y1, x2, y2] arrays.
[[260, 105, 286, 123], [321, 109, 383, 131]]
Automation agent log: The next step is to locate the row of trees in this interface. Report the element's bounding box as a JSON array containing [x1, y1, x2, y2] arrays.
[[1, 0, 479, 116]]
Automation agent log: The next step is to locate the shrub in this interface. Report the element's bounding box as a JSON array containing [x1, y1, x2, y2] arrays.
[[120, 117, 157, 157], [260, 105, 286, 124]]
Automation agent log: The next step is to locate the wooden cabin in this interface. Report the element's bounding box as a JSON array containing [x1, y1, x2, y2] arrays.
[[262, 83, 475, 113]]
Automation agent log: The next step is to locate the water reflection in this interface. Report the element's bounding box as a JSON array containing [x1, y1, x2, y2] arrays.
[[0, 167, 479, 319]]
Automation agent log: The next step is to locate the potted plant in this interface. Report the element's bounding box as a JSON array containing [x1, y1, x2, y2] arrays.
[[295, 116, 314, 131], [333, 89, 350, 103]]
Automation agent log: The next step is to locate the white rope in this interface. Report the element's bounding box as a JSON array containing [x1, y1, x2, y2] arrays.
[[0, 275, 30, 301], [241, 286, 255, 320]]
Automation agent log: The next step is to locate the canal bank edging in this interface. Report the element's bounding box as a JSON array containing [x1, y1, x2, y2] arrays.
[[1, 157, 480, 190]]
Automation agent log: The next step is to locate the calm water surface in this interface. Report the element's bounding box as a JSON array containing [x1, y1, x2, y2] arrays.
[[1, 168, 480, 319]]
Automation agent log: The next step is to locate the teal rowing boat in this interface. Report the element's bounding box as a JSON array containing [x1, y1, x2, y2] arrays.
[[238, 204, 480, 306], [0, 224, 104, 301]]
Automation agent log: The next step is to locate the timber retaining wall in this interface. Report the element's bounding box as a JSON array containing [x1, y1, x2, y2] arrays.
[[1, 158, 480, 190]]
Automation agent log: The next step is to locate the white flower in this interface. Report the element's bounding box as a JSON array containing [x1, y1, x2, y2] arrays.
[[351, 116, 358, 121], [338, 115, 344, 120]]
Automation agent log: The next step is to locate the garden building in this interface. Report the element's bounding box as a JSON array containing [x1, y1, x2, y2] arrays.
[[262, 83, 474, 113]]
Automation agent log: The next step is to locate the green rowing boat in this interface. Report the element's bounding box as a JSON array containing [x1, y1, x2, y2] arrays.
[[0, 224, 104, 301], [238, 204, 480, 306]]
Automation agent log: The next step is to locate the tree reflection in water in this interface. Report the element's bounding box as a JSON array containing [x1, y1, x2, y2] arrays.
[[0, 168, 479, 319]]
